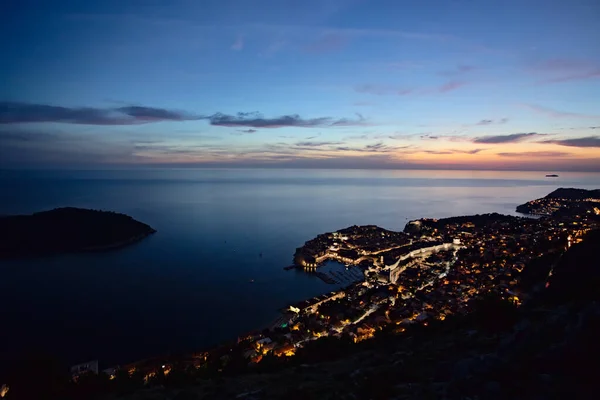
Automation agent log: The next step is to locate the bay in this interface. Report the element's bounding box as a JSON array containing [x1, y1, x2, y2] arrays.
[[0, 168, 598, 366]]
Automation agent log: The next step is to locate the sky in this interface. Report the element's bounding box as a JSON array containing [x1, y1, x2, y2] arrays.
[[1, 0, 599, 171]]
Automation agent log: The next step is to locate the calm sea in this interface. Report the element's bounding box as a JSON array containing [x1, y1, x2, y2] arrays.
[[0, 169, 598, 367]]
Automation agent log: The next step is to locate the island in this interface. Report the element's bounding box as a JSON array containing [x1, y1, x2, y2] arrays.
[[516, 187, 600, 217], [0, 207, 156, 259], [545, 174, 559, 177]]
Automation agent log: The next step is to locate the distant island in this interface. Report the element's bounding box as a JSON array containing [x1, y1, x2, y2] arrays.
[[516, 187, 600, 216], [545, 174, 559, 177], [0, 207, 156, 259]]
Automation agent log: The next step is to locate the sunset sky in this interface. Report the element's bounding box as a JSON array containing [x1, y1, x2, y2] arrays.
[[1, 0, 599, 170]]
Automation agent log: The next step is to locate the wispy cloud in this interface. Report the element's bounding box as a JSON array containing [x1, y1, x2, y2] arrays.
[[438, 65, 477, 77], [333, 142, 411, 153], [539, 69, 600, 84], [295, 141, 343, 147], [344, 134, 370, 140], [231, 35, 244, 50], [530, 59, 600, 84], [0, 102, 201, 125], [230, 129, 257, 135], [524, 104, 600, 119], [475, 118, 508, 126], [438, 81, 467, 93], [497, 151, 572, 157], [262, 40, 287, 56], [423, 148, 484, 155], [355, 84, 405, 96], [457, 148, 484, 154], [542, 136, 600, 148], [207, 112, 370, 128], [303, 33, 347, 53], [473, 132, 540, 144], [355, 80, 465, 96]]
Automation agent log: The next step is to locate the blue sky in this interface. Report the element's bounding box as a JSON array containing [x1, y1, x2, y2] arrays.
[[1, 0, 599, 170]]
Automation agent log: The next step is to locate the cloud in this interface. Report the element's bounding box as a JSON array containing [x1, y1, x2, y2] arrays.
[[423, 148, 484, 155], [423, 150, 454, 155], [438, 81, 467, 93], [539, 69, 600, 84], [497, 151, 572, 158], [473, 132, 540, 144], [532, 59, 593, 72], [295, 141, 343, 147], [304, 33, 347, 53], [1, 102, 371, 130], [475, 118, 508, 126], [457, 148, 484, 154], [380, 61, 423, 71], [542, 136, 600, 148], [355, 84, 403, 96], [114, 106, 195, 122], [331, 142, 412, 153], [230, 129, 257, 135], [262, 40, 287, 56], [524, 104, 600, 119], [438, 65, 477, 77], [330, 113, 367, 126], [353, 101, 373, 106], [344, 134, 370, 140], [530, 59, 600, 84], [355, 81, 464, 96], [207, 112, 369, 128], [365, 142, 386, 150], [0, 102, 200, 125], [231, 35, 244, 50]]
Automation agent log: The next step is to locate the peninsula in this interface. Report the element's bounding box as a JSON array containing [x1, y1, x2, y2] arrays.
[[516, 187, 600, 216], [0, 207, 156, 259]]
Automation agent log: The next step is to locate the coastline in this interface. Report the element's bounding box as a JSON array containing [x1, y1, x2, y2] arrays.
[[81, 230, 157, 252]]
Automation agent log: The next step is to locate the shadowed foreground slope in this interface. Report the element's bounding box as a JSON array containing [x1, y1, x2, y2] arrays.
[[5, 230, 595, 399]]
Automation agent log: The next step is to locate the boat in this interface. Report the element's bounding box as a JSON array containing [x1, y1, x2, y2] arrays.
[[545, 174, 559, 178]]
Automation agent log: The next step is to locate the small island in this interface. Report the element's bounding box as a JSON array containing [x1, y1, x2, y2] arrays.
[[545, 174, 559, 178], [0, 207, 156, 259]]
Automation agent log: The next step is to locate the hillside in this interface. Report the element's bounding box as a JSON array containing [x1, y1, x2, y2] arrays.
[[0, 207, 156, 259], [544, 188, 600, 200], [5, 230, 597, 399], [516, 188, 600, 217], [116, 230, 599, 399]]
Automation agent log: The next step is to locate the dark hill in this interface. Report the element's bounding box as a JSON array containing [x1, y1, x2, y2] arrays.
[[544, 188, 600, 200], [0, 207, 156, 259]]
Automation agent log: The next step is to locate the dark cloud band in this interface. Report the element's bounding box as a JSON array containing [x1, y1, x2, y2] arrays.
[[0, 102, 200, 125], [473, 132, 539, 144], [0, 102, 369, 128]]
